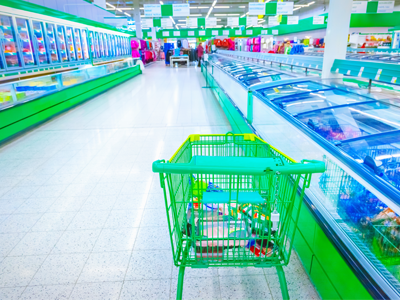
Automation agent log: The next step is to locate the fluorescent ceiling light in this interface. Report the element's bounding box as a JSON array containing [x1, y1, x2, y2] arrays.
[[116, 8, 123, 12], [293, 7, 301, 11], [240, 12, 249, 18], [190, 14, 203, 16], [106, 2, 115, 9], [177, 20, 186, 22], [169, 16, 175, 24], [214, 6, 230, 8], [214, 14, 227, 16], [258, 20, 266, 23], [212, 0, 217, 7], [160, 1, 164, 4], [124, 12, 131, 17], [239, 6, 246, 8], [197, 6, 209, 9], [228, 14, 239, 16], [217, 19, 221, 21]]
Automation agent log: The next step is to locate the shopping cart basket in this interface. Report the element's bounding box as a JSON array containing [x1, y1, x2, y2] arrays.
[[152, 133, 325, 300]]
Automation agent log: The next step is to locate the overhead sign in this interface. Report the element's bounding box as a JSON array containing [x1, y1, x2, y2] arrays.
[[268, 16, 279, 26], [212, 30, 219, 35], [223, 30, 229, 35], [287, 16, 299, 25], [227, 17, 239, 27], [313, 16, 325, 25], [206, 18, 217, 27], [277, 2, 293, 15], [377, 1, 394, 13], [161, 18, 173, 28], [141, 18, 153, 28], [351, 1, 367, 14], [246, 16, 258, 26], [143, 4, 161, 17], [173, 4, 190, 16], [186, 18, 198, 27], [248, 2, 266, 15]]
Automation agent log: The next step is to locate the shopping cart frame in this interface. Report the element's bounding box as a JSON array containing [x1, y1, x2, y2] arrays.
[[153, 133, 325, 300]]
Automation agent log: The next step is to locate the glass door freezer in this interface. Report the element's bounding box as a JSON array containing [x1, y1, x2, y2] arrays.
[[0, 14, 22, 69], [15, 17, 36, 68], [31, 20, 50, 65]]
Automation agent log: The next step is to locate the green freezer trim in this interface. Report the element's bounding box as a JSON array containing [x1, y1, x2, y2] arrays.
[[0, 66, 141, 144], [202, 66, 373, 300]]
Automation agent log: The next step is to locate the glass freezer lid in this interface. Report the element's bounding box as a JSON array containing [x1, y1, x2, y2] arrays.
[[230, 68, 269, 77], [241, 73, 294, 87], [257, 81, 330, 100], [277, 89, 367, 115], [337, 132, 400, 190], [296, 101, 400, 142]]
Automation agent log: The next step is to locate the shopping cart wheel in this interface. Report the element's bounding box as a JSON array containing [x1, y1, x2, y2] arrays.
[[276, 265, 289, 300], [176, 266, 185, 300]]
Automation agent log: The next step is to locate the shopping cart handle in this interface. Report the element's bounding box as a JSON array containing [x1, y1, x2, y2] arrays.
[[152, 158, 325, 175]]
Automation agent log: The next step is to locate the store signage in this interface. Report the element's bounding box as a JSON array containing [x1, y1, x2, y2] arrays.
[[377, 1, 394, 13], [206, 18, 217, 27], [199, 30, 206, 36], [261, 30, 268, 35], [246, 30, 253, 35], [248, 2, 266, 15], [223, 30, 229, 35], [287, 16, 299, 25], [144, 4, 161, 17], [161, 18, 173, 28], [351, 1, 367, 14], [186, 18, 198, 27], [246, 16, 258, 26], [162, 31, 170, 37], [173, 4, 190, 16], [188, 31, 195, 36], [235, 30, 242, 35], [227, 17, 239, 27], [173, 31, 180, 37], [268, 16, 279, 26], [312, 16, 325, 25], [141, 18, 153, 28], [277, 2, 293, 15], [272, 30, 278, 35], [212, 30, 219, 35]]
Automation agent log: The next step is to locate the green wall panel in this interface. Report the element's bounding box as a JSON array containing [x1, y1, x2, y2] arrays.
[[265, 2, 278, 15], [161, 4, 173, 17], [239, 17, 247, 26], [367, 1, 379, 13], [0, 66, 141, 143], [198, 18, 206, 27]]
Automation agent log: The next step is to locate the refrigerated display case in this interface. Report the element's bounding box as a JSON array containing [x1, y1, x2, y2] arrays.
[[15, 18, 36, 67], [65, 27, 76, 61], [45, 23, 59, 63], [56, 25, 68, 62], [94, 32, 100, 58], [31, 20, 49, 65], [89, 31, 95, 59], [203, 54, 400, 299], [74, 28, 83, 60], [0, 14, 22, 69], [99, 32, 104, 57], [102, 33, 109, 57], [80, 29, 89, 60]]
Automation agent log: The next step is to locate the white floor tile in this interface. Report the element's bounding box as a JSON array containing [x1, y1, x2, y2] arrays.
[[52, 229, 101, 254], [9, 231, 63, 256], [31, 212, 77, 232], [67, 211, 110, 230], [19, 284, 74, 300], [77, 251, 131, 283], [29, 253, 89, 286], [125, 250, 173, 280], [92, 228, 138, 252], [103, 209, 143, 229], [69, 281, 122, 300], [119, 279, 171, 300], [0, 287, 25, 300]]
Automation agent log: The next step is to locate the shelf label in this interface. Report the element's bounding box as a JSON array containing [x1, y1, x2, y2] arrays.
[[391, 77, 397, 84], [352, 1, 367, 14], [377, 1, 394, 13], [144, 4, 161, 17], [246, 16, 258, 26], [287, 16, 299, 25], [199, 30, 206, 36], [161, 18, 173, 28], [269, 16, 279, 26], [173, 4, 190, 16], [227, 17, 239, 27], [246, 30, 253, 35], [360, 67, 364, 72], [248, 2, 266, 15], [206, 18, 217, 27], [188, 31, 195, 36], [212, 30, 219, 35], [173, 31, 180, 37], [223, 30, 229, 36], [335, 68, 339, 73], [186, 18, 198, 27], [313, 16, 325, 25], [162, 31, 170, 37], [235, 30, 242, 35], [358, 72, 362, 77], [347, 70, 351, 75], [277, 2, 294, 15]]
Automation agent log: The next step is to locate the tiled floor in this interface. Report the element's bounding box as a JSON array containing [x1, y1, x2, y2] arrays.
[[0, 62, 320, 299]]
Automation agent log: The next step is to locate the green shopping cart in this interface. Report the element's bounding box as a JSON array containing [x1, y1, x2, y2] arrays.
[[152, 133, 325, 300]]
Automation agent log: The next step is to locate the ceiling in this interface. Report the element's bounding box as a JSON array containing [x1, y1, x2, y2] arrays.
[[102, 0, 399, 28]]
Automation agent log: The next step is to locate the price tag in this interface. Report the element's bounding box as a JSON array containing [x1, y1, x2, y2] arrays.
[[391, 77, 397, 84], [309, 64, 312, 68], [375, 74, 380, 80], [335, 68, 339, 73], [360, 67, 364, 72], [358, 72, 362, 77], [296, 62, 299, 65], [302, 63, 304, 66], [346, 70, 351, 75], [377, 69, 382, 75], [316, 65, 319, 69]]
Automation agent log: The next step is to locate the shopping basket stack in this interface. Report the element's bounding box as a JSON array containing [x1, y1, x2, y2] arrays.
[[152, 133, 325, 300]]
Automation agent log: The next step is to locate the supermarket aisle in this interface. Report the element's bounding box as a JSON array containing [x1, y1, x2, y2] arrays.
[[0, 62, 318, 300]]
